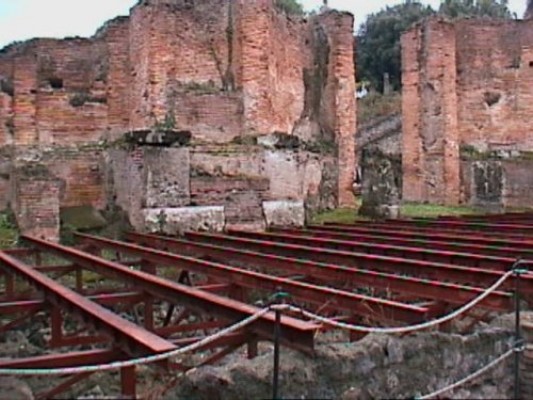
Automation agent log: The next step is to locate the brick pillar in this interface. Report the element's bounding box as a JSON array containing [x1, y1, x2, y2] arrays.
[[401, 19, 460, 205], [401, 28, 424, 202], [12, 167, 60, 241], [13, 55, 38, 145], [318, 11, 357, 207], [236, 0, 272, 135]]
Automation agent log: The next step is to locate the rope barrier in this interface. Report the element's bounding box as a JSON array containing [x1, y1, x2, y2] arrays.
[[0, 268, 519, 379], [416, 346, 517, 399], [284, 269, 515, 334], [0, 307, 271, 376]]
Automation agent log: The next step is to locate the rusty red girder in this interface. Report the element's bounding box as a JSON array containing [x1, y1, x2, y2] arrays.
[[275, 227, 533, 260], [228, 229, 511, 271], [333, 220, 533, 240], [406, 217, 533, 235], [307, 223, 533, 246], [125, 232, 513, 312], [0, 331, 249, 370], [0, 292, 144, 315], [183, 231, 533, 296], [21, 235, 317, 353], [0, 251, 176, 357], [75, 233, 428, 324], [433, 212, 533, 222]]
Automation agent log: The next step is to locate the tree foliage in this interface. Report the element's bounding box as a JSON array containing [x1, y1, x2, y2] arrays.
[[275, 0, 305, 16], [439, 0, 513, 19], [357, 1, 435, 92], [357, 0, 514, 93]]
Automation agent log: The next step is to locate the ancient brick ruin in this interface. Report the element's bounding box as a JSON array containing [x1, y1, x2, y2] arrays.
[[0, 0, 356, 240], [402, 17, 533, 208]]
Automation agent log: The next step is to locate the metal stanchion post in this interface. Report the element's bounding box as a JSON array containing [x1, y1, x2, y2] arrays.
[[273, 306, 281, 400], [270, 290, 289, 400], [513, 260, 527, 400]]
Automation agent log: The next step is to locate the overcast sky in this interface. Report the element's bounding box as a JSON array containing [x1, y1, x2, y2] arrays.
[[0, 0, 527, 49]]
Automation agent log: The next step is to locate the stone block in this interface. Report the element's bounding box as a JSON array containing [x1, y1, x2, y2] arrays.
[[142, 206, 224, 235], [263, 200, 305, 228]]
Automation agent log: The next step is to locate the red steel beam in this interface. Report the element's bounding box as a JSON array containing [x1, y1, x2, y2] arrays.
[[0, 251, 176, 357], [76, 233, 428, 324], [125, 232, 513, 311], [228, 230, 511, 271], [21, 235, 317, 353], [0, 332, 249, 370], [0, 292, 144, 315], [184, 231, 532, 296], [276, 227, 533, 260], [307, 223, 533, 246], [332, 220, 533, 240]]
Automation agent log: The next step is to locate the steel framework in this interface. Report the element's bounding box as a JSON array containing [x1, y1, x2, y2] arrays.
[[0, 212, 530, 398]]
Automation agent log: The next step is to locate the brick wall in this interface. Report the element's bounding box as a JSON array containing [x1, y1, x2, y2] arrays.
[[12, 168, 60, 241], [0, 0, 357, 238]]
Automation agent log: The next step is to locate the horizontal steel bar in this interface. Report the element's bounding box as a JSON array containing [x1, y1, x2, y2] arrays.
[[184, 231, 531, 295], [0, 292, 144, 314], [229, 230, 511, 271], [126, 232, 513, 311], [331, 220, 533, 240], [276, 227, 533, 260], [77, 233, 428, 324], [307, 223, 533, 246], [0, 332, 249, 371], [22, 235, 316, 353], [0, 251, 176, 358]]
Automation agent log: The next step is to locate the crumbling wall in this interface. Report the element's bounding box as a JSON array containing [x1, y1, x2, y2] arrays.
[[402, 17, 533, 207], [166, 322, 514, 400], [0, 0, 357, 239]]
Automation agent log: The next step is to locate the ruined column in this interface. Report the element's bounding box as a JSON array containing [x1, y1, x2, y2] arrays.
[[13, 54, 38, 145], [235, 0, 272, 135], [318, 11, 357, 207], [401, 19, 460, 205]]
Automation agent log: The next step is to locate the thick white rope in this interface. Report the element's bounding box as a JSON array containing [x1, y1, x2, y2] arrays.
[[0, 269, 518, 375], [283, 270, 515, 334], [417, 347, 516, 399], [0, 307, 271, 375]]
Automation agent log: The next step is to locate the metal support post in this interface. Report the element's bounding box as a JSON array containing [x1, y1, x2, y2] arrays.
[[513, 260, 527, 400], [273, 306, 281, 400]]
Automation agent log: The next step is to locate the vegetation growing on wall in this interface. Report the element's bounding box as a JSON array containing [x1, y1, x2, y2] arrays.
[[275, 0, 305, 16]]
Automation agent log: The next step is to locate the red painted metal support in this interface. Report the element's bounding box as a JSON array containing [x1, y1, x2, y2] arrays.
[[307, 223, 533, 247], [229, 229, 511, 271], [323, 220, 533, 240], [125, 232, 513, 312], [183, 231, 530, 297], [50, 306, 63, 347], [0, 250, 176, 358], [21, 235, 317, 353], [76, 233, 429, 324], [276, 227, 533, 261], [121, 366, 136, 399], [36, 372, 94, 400]]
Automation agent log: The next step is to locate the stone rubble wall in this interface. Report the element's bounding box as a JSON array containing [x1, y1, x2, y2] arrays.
[[167, 321, 515, 400]]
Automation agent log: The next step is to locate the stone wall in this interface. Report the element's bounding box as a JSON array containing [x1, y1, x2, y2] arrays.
[[0, 0, 357, 239], [461, 156, 533, 208], [402, 17, 533, 207], [167, 320, 514, 400]]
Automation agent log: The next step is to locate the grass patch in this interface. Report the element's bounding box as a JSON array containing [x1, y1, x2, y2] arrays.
[[0, 212, 18, 249], [311, 202, 484, 225]]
